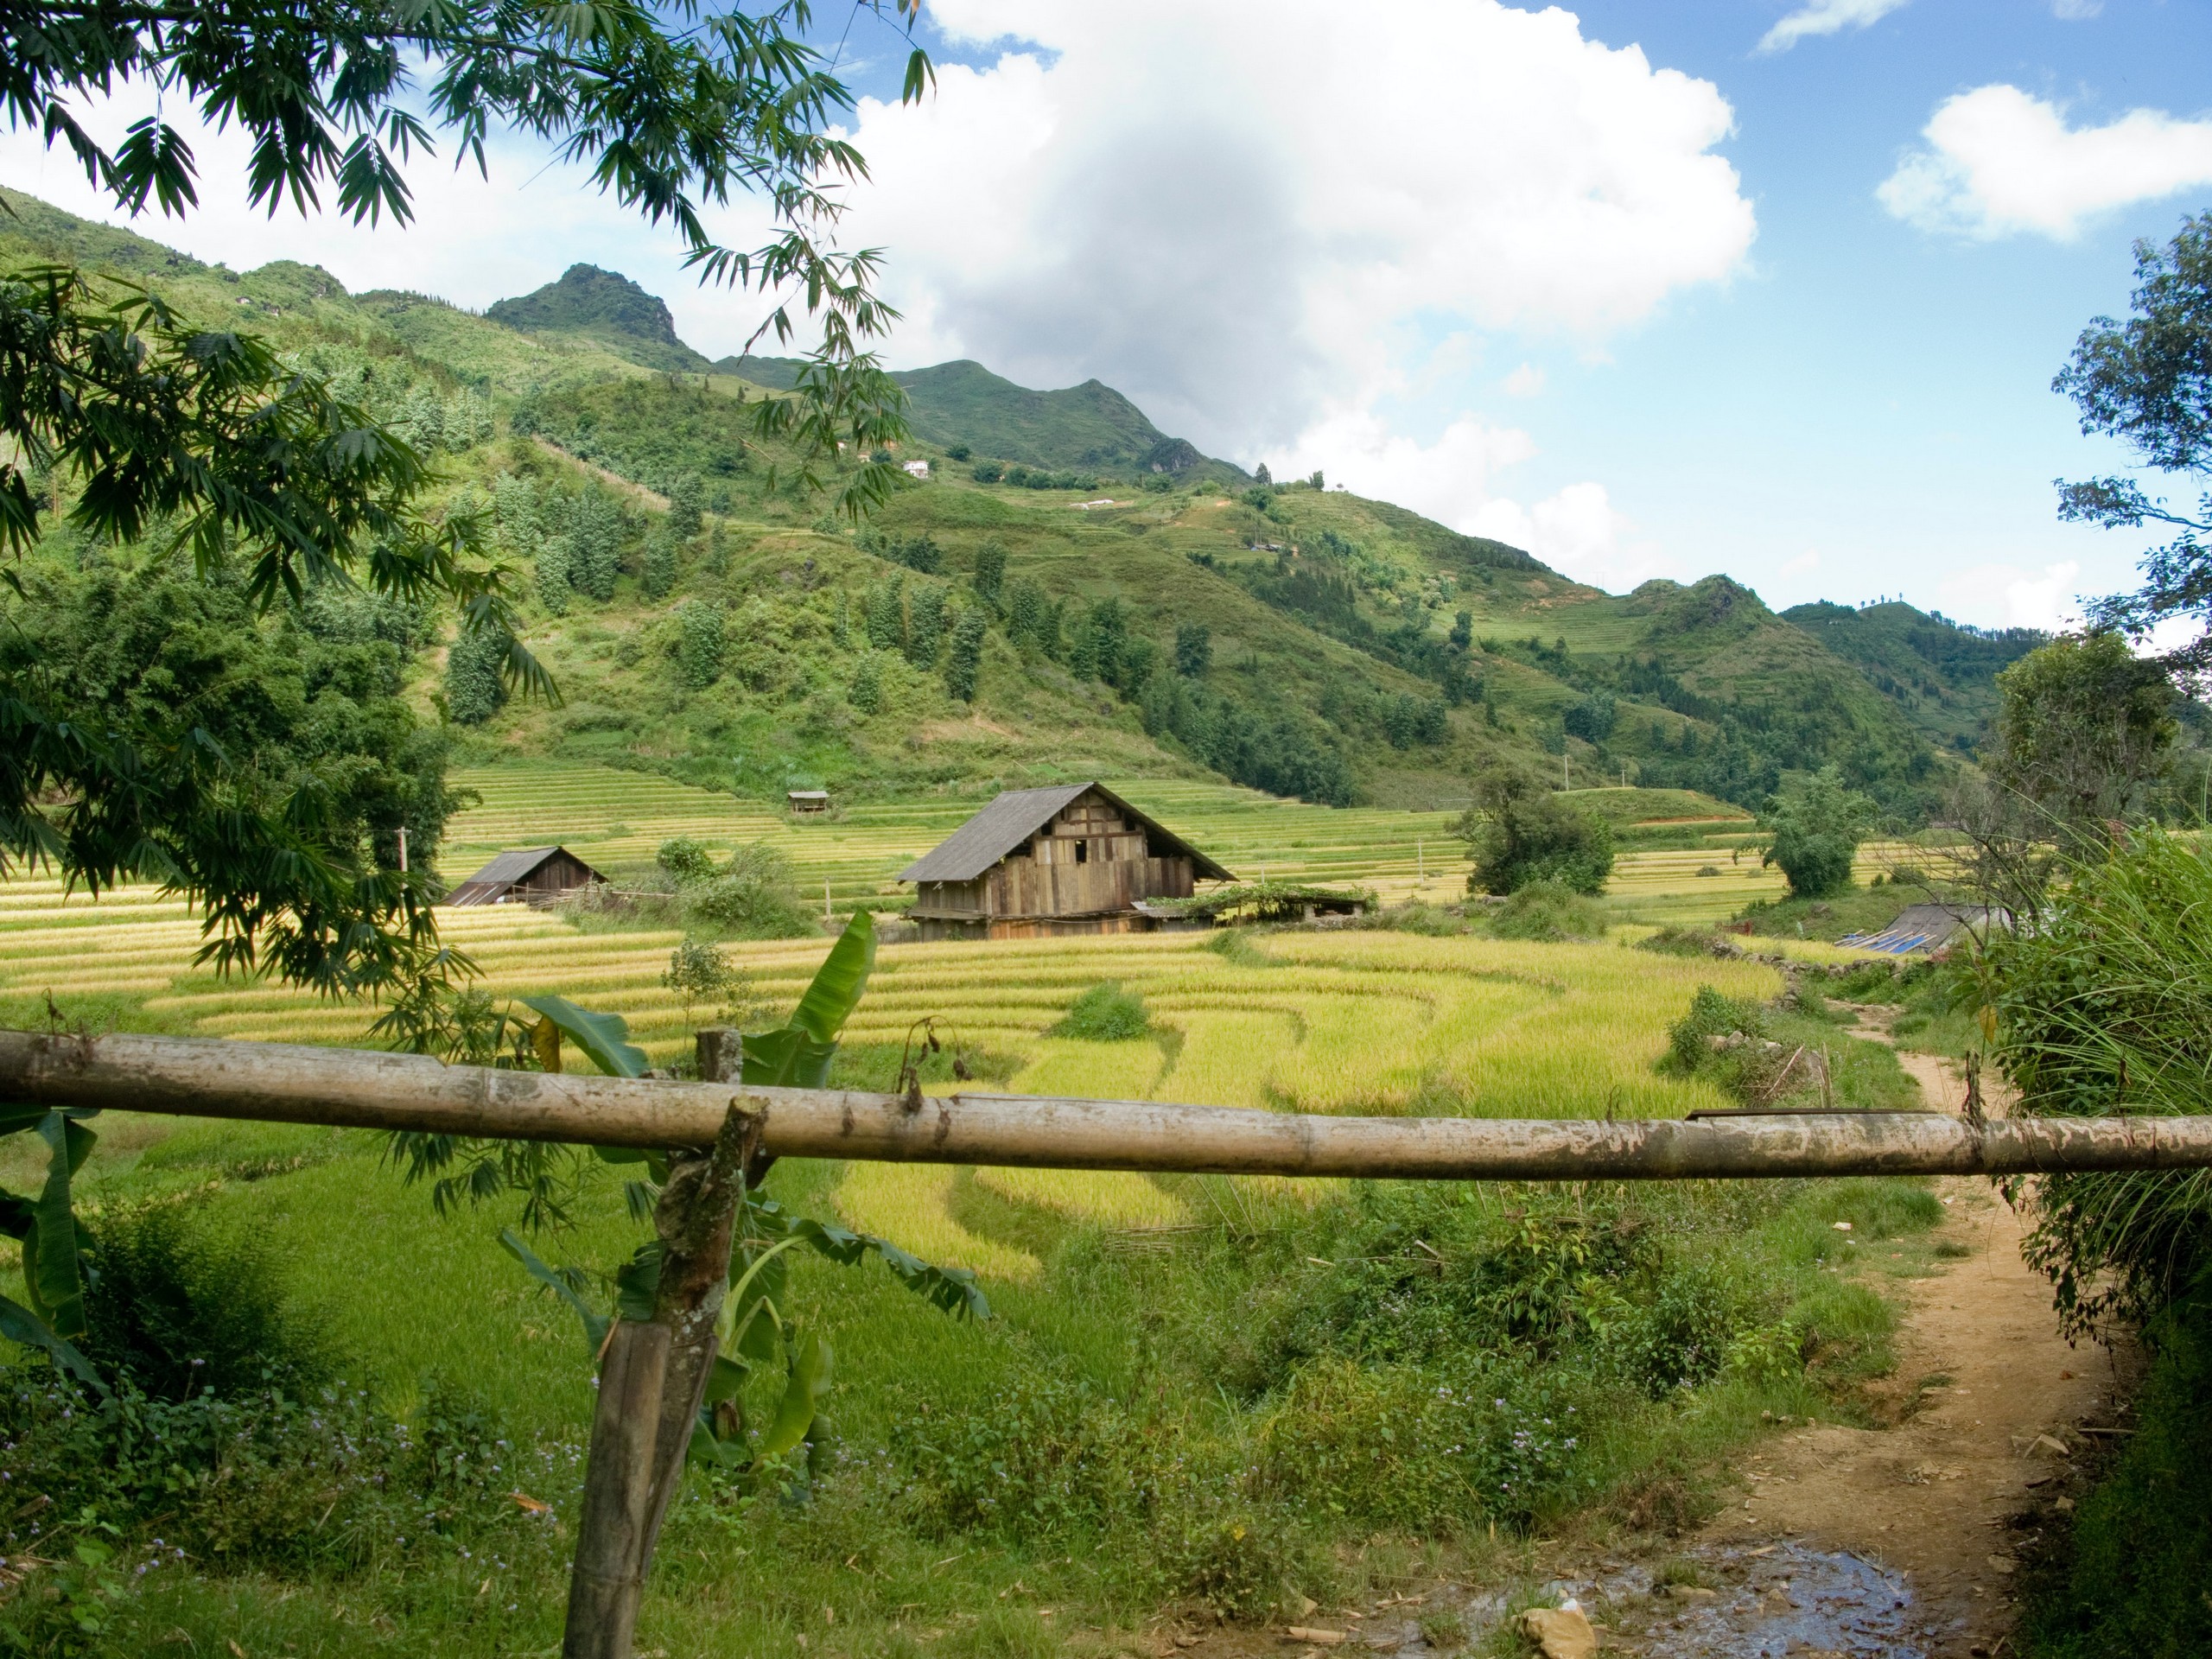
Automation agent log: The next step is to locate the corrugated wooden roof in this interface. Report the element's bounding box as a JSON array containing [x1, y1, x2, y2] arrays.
[[897, 784, 1232, 884]]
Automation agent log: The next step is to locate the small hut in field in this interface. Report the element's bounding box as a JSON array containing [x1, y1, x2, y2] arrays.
[[444, 846, 608, 907], [898, 783, 1231, 942]]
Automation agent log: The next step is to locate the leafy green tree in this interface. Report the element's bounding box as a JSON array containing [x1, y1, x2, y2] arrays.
[[666, 475, 705, 541], [1255, 462, 1273, 486], [1175, 621, 1212, 677], [677, 601, 724, 690], [659, 937, 753, 1025], [639, 528, 678, 600], [444, 618, 510, 725], [1450, 609, 1473, 652], [971, 538, 1006, 608], [906, 582, 946, 668], [848, 653, 884, 714], [2056, 213, 2212, 673], [1760, 766, 1876, 899], [1071, 595, 1128, 683], [1993, 632, 2176, 838], [944, 607, 986, 702], [1006, 576, 1048, 650], [1455, 763, 1615, 895], [865, 575, 906, 653], [1563, 690, 1617, 742], [656, 837, 717, 887], [2, 0, 929, 522], [569, 489, 624, 601]]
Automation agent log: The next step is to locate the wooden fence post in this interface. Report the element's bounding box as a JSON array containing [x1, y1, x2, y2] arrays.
[[563, 1065, 760, 1659], [563, 1319, 670, 1659]]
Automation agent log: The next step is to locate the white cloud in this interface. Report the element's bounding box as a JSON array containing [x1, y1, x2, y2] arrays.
[[1778, 550, 1821, 579], [1502, 364, 1547, 397], [1937, 561, 2082, 630], [1257, 408, 1677, 592], [1878, 86, 2212, 240], [1756, 0, 1910, 55], [839, 0, 1754, 456]]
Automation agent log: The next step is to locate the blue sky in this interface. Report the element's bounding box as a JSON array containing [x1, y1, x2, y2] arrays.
[[6, 1, 2209, 629]]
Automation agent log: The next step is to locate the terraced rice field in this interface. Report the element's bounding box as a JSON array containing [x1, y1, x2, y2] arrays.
[[0, 864, 1784, 1279], [440, 764, 1490, 908], [441, 762, 1833, 918], [3, 765, 1917, 1279]]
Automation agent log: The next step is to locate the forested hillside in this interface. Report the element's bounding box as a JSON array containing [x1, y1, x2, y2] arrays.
[[2, 188, 2025, 819]]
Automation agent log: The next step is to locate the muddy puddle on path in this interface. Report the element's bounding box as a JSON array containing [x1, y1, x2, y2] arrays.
[[1280, 1541, 1931, 1658], [1568, 1540, 1929, 1658]]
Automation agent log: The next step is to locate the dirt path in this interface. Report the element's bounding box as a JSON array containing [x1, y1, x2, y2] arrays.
[[1166, 1029, 2133, 1659], [1656, 1037, 2131, 1657]]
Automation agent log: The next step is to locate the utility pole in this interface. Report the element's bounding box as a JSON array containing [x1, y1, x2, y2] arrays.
[[397, 826, 409, 874], [1562, 753, 1569, 791]]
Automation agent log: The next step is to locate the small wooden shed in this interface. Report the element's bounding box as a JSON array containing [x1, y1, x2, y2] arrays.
[[445, 846, 609, 907], [786, 790, 830, 815], [898, 783, 1232, 942]]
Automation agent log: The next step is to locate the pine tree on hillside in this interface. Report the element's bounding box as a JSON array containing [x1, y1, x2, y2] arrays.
[[678, 601, 725, 689], [641, 529, 678, 600], [570, 491, 624, 601], [667, 475, 706, 540], [1175, 622, 1211, 677], [972, 539, 1007, 609], [866, 577, 906, 652], [445, 625, 510, 725], [907, 583, 947, 668], [945, 609, 987, 702]]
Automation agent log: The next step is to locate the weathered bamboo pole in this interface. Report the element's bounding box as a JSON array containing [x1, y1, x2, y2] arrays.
[[563, 1319, 667, 1659], [5, 1028, 2212, 1179]]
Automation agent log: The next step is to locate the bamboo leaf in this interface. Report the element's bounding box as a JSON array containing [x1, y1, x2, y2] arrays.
[[499, 1227, 609, 1353]]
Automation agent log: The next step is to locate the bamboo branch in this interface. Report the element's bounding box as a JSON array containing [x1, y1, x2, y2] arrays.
[[4, 1029, 2211, 1180]]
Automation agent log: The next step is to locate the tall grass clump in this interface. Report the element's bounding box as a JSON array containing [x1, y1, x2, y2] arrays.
[[1050, 982, 1151, 1040], [1484, 880, 1606, 942], [1986, 826, 2212, 1337]]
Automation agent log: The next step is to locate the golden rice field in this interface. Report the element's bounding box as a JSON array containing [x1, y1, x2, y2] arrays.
[[0, 862, 1791, 1280], [1, 764, 1925, 1281]]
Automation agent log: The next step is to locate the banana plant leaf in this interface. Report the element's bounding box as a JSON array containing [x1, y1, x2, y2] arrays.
[[752, 1327, 833, 1469], [739, 911, 874, 1088], [521, 995, 648, 1079], [22, 1111, 96, 1338], [783, 911, 877, 1047], [0, 1292, 103, 1395]]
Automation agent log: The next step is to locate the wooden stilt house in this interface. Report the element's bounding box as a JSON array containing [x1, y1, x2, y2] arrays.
[[898, 783, 1232, 941]]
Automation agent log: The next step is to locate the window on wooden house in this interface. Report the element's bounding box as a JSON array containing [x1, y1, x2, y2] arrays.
[[1075, 840, 1089, 863]]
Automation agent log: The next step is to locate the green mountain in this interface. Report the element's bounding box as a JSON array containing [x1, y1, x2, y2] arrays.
[[486, 264, 713, 373], [5, 188, 2021, 820], [716, 353, 1238, 479], [1781, 600, 2045, 756]]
